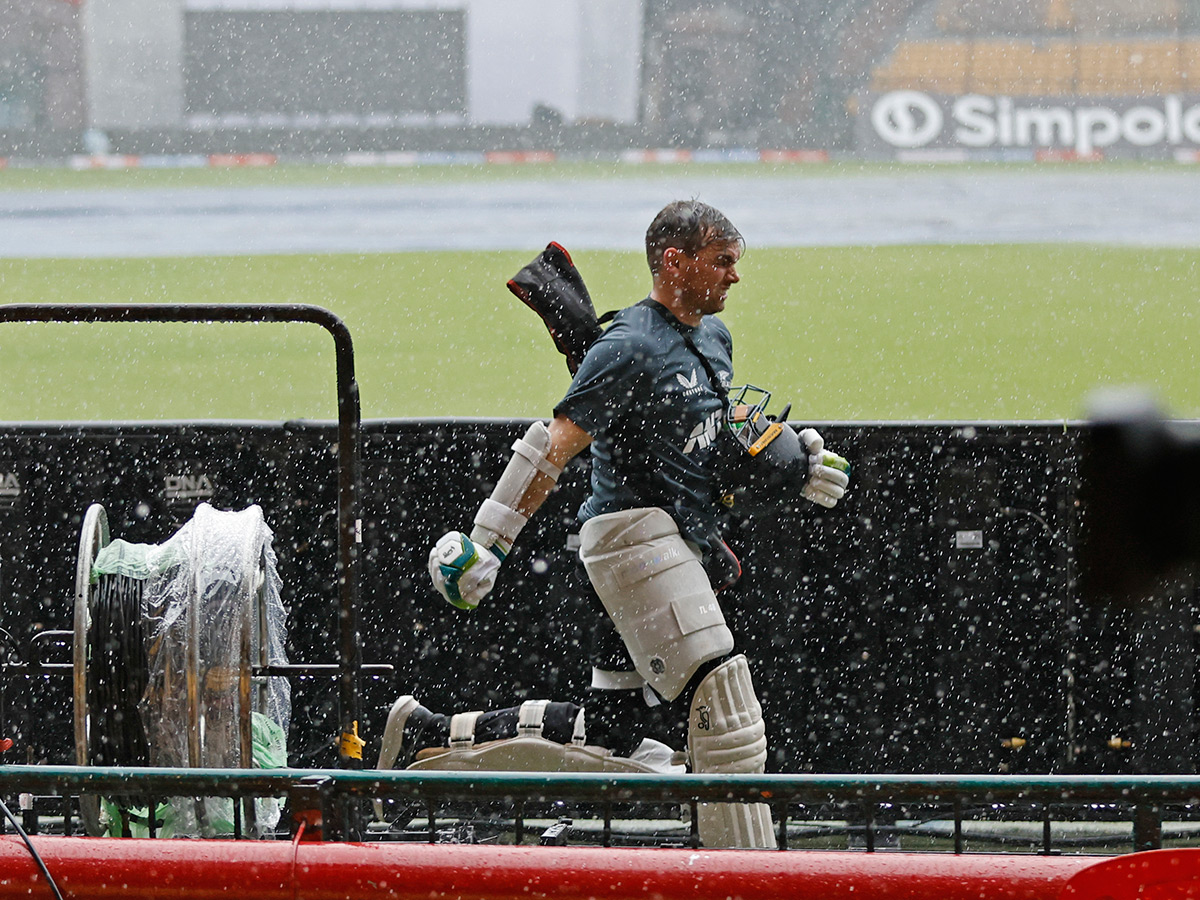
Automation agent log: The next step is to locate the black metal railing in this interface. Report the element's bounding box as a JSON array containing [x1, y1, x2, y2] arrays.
[[0, 303, 365, 762], [3, 766, 1200, 852]]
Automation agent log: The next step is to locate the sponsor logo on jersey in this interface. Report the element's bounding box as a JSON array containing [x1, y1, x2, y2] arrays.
[[683, 409, 722, 454], [676, 368, 706, 398]]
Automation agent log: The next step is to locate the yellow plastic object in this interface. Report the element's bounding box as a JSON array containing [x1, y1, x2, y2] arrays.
[[340, 721, 366, 761]]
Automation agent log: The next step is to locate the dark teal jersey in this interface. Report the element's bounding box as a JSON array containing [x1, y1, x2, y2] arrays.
[[554, 300, 733, 548]]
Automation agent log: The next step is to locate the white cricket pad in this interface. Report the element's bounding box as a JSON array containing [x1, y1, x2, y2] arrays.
[[407, 737, 662, 774], [688, 654, 777, 849], [407, 700, 658, 774], [579, 507, 734, 701]]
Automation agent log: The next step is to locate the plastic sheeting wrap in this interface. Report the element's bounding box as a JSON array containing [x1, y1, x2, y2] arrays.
[[92, 503, 291, 837]]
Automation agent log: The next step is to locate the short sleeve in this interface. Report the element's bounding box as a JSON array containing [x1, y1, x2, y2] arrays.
[[554, 321, 653, 438]]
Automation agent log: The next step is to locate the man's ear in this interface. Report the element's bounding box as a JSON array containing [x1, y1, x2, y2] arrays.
[[662, 247, 682, 269]]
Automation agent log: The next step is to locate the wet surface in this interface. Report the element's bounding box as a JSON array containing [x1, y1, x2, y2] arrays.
[[2, 169, 1197, 256]]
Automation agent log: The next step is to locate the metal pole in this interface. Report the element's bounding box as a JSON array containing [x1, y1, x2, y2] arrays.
[[0, 303, 363, 769]]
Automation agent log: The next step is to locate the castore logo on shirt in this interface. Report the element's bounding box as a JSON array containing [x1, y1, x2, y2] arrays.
[[675, 369, 705, 397]]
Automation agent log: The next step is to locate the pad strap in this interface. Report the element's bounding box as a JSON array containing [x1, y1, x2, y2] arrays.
[[474, 499, 529, 542], [513, 437, 563, 480], [590, 667, 645, 691], [517, 700, 549, 737], [571, 709, 587, 747], [449, 711, 483, 748], [516, 702, 587, 746]]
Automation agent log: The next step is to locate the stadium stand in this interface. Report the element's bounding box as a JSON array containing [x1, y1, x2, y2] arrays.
[[870, 0, 1200, 96]]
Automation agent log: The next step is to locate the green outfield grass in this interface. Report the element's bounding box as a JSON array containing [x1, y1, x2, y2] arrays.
[[0, 159, 1187, 192], [0, 243, 1195, 423]]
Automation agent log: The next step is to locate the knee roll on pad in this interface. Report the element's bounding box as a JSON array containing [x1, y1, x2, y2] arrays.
[[472, 421, 562, 548], [579, 508, 734, 701], [688, 654, 776, 849]]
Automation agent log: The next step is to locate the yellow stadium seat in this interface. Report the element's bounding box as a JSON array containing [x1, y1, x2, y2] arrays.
[[870, 30, 1192, 98]]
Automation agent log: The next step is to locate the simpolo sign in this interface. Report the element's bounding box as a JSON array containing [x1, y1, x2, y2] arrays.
[[861, 90, 1200, 156]]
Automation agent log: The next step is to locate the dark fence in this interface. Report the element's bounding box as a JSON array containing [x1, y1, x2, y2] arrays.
[[0, 419, 1194, 776], [4, 766, 1199, 851]]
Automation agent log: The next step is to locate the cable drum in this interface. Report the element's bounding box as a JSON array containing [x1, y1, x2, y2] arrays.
[[73, 504, 155, 835], [72, 502, 291, 838], [73, 503, 109, 836], [85, 573, 150, 767], [73, 504, 152, 772]]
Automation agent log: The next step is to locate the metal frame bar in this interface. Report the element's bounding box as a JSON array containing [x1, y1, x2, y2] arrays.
[[0, 303, 363, 765], [4, 767, 1200, 851]]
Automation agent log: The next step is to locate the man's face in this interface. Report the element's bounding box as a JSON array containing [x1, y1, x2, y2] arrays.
[[670, 240, 742, 316]]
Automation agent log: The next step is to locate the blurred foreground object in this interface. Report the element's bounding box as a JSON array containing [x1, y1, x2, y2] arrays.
[[1080, 389, 1200, 604]]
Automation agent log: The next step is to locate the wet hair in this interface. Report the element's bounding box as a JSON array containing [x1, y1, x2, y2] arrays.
[[645, 200, 744, 275]]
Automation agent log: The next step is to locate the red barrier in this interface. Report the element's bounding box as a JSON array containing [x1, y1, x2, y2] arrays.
[[1058, 849, 1200, 900], [0, 836, 292, 900], [0, 836, 1109, 900]]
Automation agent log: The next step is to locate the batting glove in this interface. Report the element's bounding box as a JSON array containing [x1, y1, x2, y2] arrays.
[[798, 428, 851, 509], [428, 531, 505, 610]]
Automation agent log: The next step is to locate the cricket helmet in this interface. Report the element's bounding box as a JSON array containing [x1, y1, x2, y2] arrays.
[[716, 385, 809, 520]]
